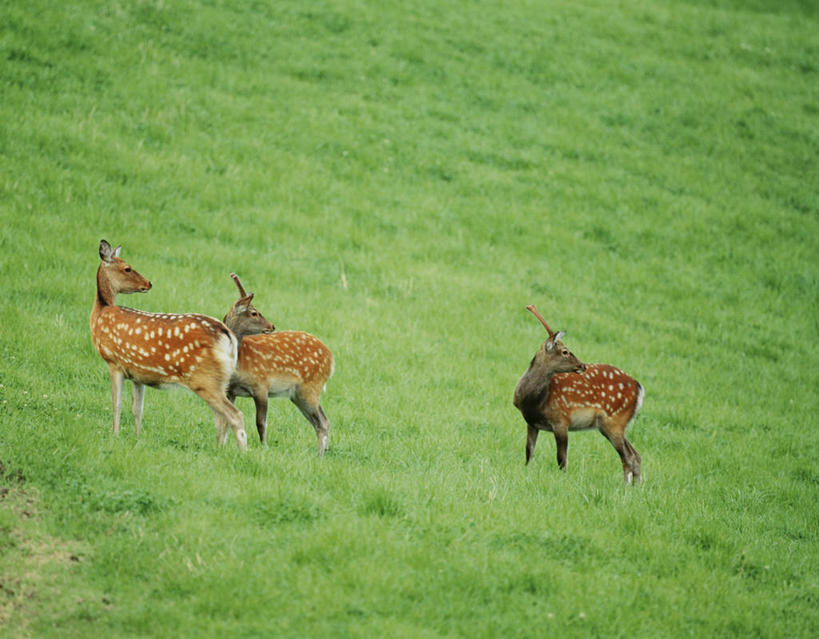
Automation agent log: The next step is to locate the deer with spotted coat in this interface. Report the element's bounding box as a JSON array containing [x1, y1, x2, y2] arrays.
[[222, 273, 334, 455], [90, 240, 248, 450], [513, 305, 644, 483]]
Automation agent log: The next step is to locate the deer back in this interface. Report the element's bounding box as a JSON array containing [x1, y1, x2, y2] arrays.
[[92, 308, 238, 388], [545, 363, 643, 430], [235, 331, 334, 393]]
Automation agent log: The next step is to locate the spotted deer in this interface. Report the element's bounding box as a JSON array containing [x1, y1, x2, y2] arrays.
[[90, 240, 248, 450], [222, 274, 334, 455], [513, 305, 644, 483]]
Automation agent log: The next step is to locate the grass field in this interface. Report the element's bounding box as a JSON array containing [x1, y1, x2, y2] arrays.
[[1, 0, 817, 636]]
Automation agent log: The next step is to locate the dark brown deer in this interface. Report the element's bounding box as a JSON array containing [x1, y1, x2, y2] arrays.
[[513, 305, 644, 483], [222, 274, 334, 455], [90, 240, 248, 450]]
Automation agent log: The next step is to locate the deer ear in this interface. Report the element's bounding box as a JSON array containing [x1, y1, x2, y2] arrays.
[[113, 245, 122, 258], [545, 331, 565, 352], [235, 293, 256, 314], [99, 240, 114, 262]]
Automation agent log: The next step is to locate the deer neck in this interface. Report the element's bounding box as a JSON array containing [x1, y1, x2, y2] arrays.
[[514, 361, 560, 414], [222, 315, 243, 349], [94, 264, 117, 309]]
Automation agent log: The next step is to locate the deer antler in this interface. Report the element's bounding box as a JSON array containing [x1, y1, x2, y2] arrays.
[[230, 273, 248, 297], [526, 304, 555, 337]]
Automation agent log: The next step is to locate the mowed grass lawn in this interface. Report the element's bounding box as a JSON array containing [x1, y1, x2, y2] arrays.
[[1, 0, 817, 636]]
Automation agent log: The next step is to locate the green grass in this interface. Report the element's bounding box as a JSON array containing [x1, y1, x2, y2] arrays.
[[1, 0, 817, 636]]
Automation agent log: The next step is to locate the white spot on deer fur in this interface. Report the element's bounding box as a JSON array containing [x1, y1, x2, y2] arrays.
[[158, 328, 163, 336], [164, 354, 170, 361]]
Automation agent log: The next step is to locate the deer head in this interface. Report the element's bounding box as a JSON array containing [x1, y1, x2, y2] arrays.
[[222, 273, 275, 339], [526, 305, 586, 376], [513, 305, 587, 416], [96, 239, 152, 305]]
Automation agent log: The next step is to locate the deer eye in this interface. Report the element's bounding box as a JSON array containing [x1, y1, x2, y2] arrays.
[[124, 267, 131, 273], [250, 311, 258, 317], [562, 350, 569, 356]]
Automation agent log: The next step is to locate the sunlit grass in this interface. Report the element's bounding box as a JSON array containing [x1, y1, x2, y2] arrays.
[[1, 0, 817, 636]]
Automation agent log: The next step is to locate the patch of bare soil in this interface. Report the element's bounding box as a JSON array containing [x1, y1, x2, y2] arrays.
[[0, 461, 101, 637]]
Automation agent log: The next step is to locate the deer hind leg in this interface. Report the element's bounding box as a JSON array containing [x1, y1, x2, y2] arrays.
[[220, 397, 247, 451], [316, 405, 331, 456], [191, 382, 247, 451], [624, 438, 642, 482], [131, 382, 145, 436], [291, 389, 330, 456], [525, 424, 539, 465], [108, 364, 125, 435], [600, 427, 638, 484], [554, 427, 569, 470]]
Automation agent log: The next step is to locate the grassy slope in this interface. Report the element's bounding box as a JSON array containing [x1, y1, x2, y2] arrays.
[[1, 0, 817, 636]]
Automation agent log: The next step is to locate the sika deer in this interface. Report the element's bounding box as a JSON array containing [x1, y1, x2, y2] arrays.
[[90, 240, 248, 450], [513, 305, 644, 483], [222, 274, 334, 455]]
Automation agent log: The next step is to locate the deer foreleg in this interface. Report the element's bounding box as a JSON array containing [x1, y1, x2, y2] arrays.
[[554, 428, 569, 470], [525, 424, 539, 465], [108, 365, 124, 435], [131, 382, 145, 435], [253, 393, 269, 445]]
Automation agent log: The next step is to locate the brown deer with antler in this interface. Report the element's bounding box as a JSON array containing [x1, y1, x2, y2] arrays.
[[90, 240, 248, 450], [222, 273, 334, 455], [513, 305, 644, 483]]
